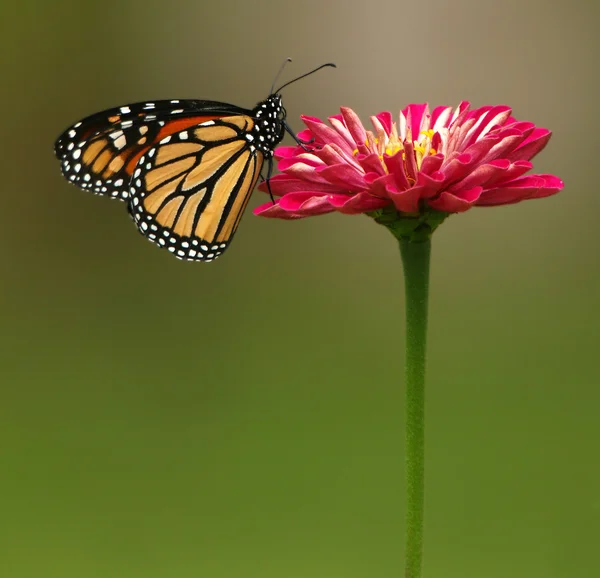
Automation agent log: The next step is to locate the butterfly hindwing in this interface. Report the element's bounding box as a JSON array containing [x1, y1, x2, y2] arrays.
[[128, 115, 264, 262]]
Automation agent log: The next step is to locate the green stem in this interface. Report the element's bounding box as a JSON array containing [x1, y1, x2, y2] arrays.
[[399, 237, 431, 578]]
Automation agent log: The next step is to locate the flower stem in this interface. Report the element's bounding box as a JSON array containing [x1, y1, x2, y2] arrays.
[[399, 237, 431, 578]]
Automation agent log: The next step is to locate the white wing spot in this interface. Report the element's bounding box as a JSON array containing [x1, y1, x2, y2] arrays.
[[115, 178, 123, 186], [74, 163, 81, 173], [179, 131, 188, 140], [114, 135, 126, 149], [72, 149, 81, 159], [171, 109, 183, 114], [160, 136, 171, 144], [120, 106, 131, 114], [121, 120, 133, 128], [68, 129, 76, 137]]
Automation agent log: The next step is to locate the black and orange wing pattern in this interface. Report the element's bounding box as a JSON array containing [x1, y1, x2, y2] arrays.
[[128, 115, 264, 262], [54, 99, 248, 201]]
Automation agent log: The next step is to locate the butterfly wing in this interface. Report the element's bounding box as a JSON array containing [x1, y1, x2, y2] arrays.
[[128, 115, 263, 262], [54, 99, 249, 201]]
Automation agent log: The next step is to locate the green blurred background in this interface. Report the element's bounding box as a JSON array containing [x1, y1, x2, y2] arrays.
[[1, 0, 598, 576]]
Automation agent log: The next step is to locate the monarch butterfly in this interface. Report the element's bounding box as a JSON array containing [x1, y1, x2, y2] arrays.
[[54, 61, 335, 262]]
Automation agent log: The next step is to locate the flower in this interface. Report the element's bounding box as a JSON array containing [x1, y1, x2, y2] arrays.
[[254, 102, 563, 225]]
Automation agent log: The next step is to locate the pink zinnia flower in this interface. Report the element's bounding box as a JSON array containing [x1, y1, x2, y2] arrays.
[[254, 102, 563, 223]]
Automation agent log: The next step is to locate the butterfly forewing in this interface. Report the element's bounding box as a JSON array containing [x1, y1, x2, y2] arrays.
[[128, 115, 264, 262], [54, 99, 249, 201]]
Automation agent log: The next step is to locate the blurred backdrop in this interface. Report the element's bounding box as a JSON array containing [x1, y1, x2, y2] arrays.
[[1, 0, 599, 576]]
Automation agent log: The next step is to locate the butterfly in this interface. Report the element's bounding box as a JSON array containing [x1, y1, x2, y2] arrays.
[[54, 62, 335, 262]]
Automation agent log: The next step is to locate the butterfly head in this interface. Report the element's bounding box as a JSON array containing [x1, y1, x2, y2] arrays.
[[251, 94, 287, 156]]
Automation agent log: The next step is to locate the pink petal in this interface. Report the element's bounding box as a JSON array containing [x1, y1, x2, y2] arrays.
[[328, 117, 356, 149], [431, 105, 453, 130], [340, 107, 368, 148], [475, 175, 564, 206], [388, 187, 424, 213], [279, 192, 341, 215], [449, 159, 533, 192], [427, 186, 484, 212], [507, 128, 552, 162], [277, 153, 324, 171], [383, 151, 411, 191], [357, 152, 387, 176], [254, 201, 305, 219], [257, 174, 342, 196], [402, 104, 430, 137], [374, 111, 393, 134], [318, 163, 367, 190], [329, 191, 390, 214], [301, 116, 353, 152], [419, 154, 444, 175]]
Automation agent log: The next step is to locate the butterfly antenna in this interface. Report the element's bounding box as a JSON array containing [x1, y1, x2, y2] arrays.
[[275, 62, 336, 94], [270, 57, 293, 95]]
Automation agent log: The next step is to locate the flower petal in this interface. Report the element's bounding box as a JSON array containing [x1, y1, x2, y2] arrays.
[[318, 163, 367, 190], [475, 175, 564, 206], [427, 186, 484, 212], [340, 107, 368, 148]]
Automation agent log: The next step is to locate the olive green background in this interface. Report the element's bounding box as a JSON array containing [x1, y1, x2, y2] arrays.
[[1, 0, 598, 576]]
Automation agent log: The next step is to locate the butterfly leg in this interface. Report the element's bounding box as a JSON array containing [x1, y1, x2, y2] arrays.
[[266, 156, 275, 204], [284, 121, 315, 151]]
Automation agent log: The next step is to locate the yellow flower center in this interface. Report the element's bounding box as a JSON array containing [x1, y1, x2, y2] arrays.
[[353, 125, 437, 171]]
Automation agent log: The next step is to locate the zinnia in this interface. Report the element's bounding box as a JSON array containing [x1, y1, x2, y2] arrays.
[[255, 102, 563, 230]]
